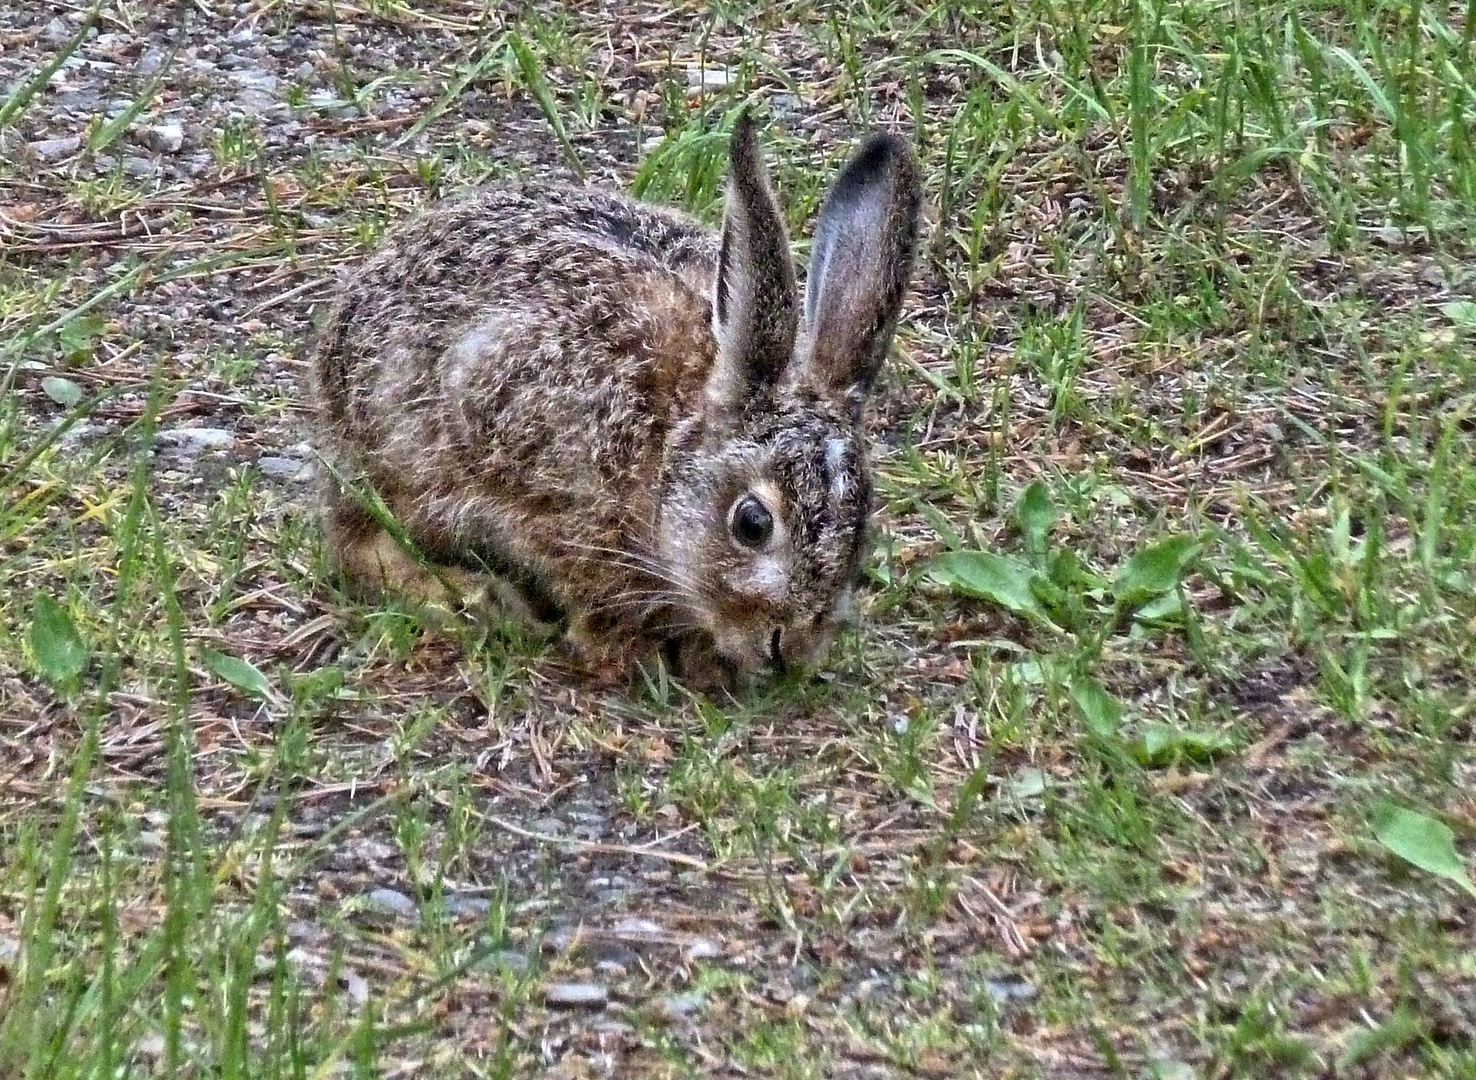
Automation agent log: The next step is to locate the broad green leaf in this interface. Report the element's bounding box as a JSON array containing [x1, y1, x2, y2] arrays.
[[41, 376, 83, 407], [1441, 300, 1476, 327], [1070, 675, 1122, 737], [29, 594, 89, 688], [1009, 768, 1046, 799], [1374, 806, 1476, 898], [1027, 572, 1066, 610], [1048, 546, 1107, 593], [1114, 535, 1200, 610], [57, 313, 105, 360], [927, 550, 1052, 626], [1013, 481, 1057, 561], [1134, 724, 1233, 767], [1007, 657, 1046, 684], [203, 648, 276, 702], [1134, 591, 1185, 622]]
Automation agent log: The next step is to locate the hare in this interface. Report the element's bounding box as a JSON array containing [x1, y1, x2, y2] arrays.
[[311, 111, 922, 686]]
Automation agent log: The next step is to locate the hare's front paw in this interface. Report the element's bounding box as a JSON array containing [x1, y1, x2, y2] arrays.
[[561, 614, 639, 689]]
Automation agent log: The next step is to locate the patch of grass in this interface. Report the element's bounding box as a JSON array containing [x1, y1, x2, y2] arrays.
[[1, 0, 1473, 1076]]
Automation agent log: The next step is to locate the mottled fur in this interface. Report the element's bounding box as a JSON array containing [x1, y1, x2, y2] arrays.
[[311, 112, 922, 685]]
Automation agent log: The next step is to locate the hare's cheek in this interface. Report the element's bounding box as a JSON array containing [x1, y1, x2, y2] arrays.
[[744, 556, 790, 603]]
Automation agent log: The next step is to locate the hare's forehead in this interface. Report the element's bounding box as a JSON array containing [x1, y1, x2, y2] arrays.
[[750, 425, 870, 546]]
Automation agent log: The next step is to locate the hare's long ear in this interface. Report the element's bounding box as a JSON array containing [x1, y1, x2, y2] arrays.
[[706, 111, 798, 413], [798, 133, 922, 403]]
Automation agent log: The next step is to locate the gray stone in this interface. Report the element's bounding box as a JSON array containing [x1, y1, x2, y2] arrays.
[[141, 122, 184, 153], [657, 991, 704, 1019], [338, 968, 370, 1005], [542, 982, 608, 1009], [157, 427, 234, 453], [585, 941, 639, 970], [361, 887, 418, 921], [29, 135, 81, 161], [228, 68, 279, 93], [442, 893, 491, 918], [42, 17, 72, 44], [305, 89, 356, 119], [686, 67, 732, 89], [122, 155, 159, 179], [58, 422, 104, 446], [52, 89, 102, 111], [138, 49, 170, 76], [684, 937, 722, 961], [475, 950, 530, 975], [257, 455, 315, 483], [233, 89, 279, 117], [770, 92, 802, 119], [983, 976, 1036, 1003], [612, 917, 663, 938]]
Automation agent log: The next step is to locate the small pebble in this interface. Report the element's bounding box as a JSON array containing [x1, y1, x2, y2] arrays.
[[612, 917, 663, 937], [123, 155, 159, 179], [227, 68, 279, 92], [441, 893, 491, 919], [361, 887, 418, 921], [657, 991, 704, 1019], [257, 455, 315, 483], [137, 48, 170, 75], [42, 17, 72, 44], [543, 981, 608, 1009], [684, 938, 722, 961], [141, 122, 184, 153], [29, 136, 81, 161], [984, 976, 1036, 1003], [475, 950, 530, 975], [157, 426, 234, 453], [685, 68, 732, 96]]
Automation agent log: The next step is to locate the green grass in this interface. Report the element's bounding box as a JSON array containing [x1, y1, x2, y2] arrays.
[[2, 0, 1475, 1076]]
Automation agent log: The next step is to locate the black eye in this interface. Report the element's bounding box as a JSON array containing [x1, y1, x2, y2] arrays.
[[730, 494, 773, 549]]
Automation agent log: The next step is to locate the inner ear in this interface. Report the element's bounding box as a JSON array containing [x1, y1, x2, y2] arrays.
[[706, 111, 799, 413], [798, 133, 922, 403]]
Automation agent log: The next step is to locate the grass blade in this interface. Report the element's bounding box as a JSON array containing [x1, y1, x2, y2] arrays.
[[0, 7, 98, 129], [392, 32, 507, 149], [507, 31, 585, 179], [87, 39, 181, 152]]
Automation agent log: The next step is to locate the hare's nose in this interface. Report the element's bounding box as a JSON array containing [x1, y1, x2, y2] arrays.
[[768, 627, 787, 673]]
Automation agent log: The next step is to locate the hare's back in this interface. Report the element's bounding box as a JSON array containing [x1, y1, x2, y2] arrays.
[[315, 182, 721, 507]]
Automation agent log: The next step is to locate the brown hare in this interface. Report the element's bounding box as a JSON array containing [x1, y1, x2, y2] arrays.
[[311, 111, 922, 687]]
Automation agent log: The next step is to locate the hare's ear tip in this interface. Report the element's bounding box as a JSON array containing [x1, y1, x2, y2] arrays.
[[831, 131, 920, 203], [731, 107, 758, 142], [727, 109, 762, 170], [860, 131, 920, 179]]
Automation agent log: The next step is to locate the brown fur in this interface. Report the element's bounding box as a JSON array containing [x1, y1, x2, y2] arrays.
[[311, 113, 922, 686]]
